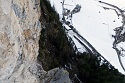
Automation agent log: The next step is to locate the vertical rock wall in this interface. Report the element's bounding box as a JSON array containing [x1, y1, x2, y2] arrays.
[[0, 0, 72, 83], [0, 0, 42, 83]]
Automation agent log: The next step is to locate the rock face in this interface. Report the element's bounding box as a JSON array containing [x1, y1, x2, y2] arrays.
[[0, 0, 72, 83], [41, 68, 72, 83], [0, 0, 42, 82]]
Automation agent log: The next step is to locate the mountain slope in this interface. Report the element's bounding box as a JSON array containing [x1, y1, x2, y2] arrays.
[[38, 0, 125, 83]]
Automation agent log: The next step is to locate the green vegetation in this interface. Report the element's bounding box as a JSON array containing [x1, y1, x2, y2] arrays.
[[75, 53, 125, 83], [38, 0, 125, 83], [39, 0, 77, 71]]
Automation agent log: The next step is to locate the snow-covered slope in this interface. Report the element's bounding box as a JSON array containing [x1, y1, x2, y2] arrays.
[[50, 0, 125, 74]]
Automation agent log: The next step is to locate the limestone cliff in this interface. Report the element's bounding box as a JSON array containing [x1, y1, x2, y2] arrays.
[[0, 0, 42, 82], [0, 0, 72, 83]]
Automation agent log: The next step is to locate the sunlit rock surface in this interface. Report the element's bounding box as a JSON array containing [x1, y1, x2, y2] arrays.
[[0, 0, 42, 82], [0, 0, 72, 83]]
